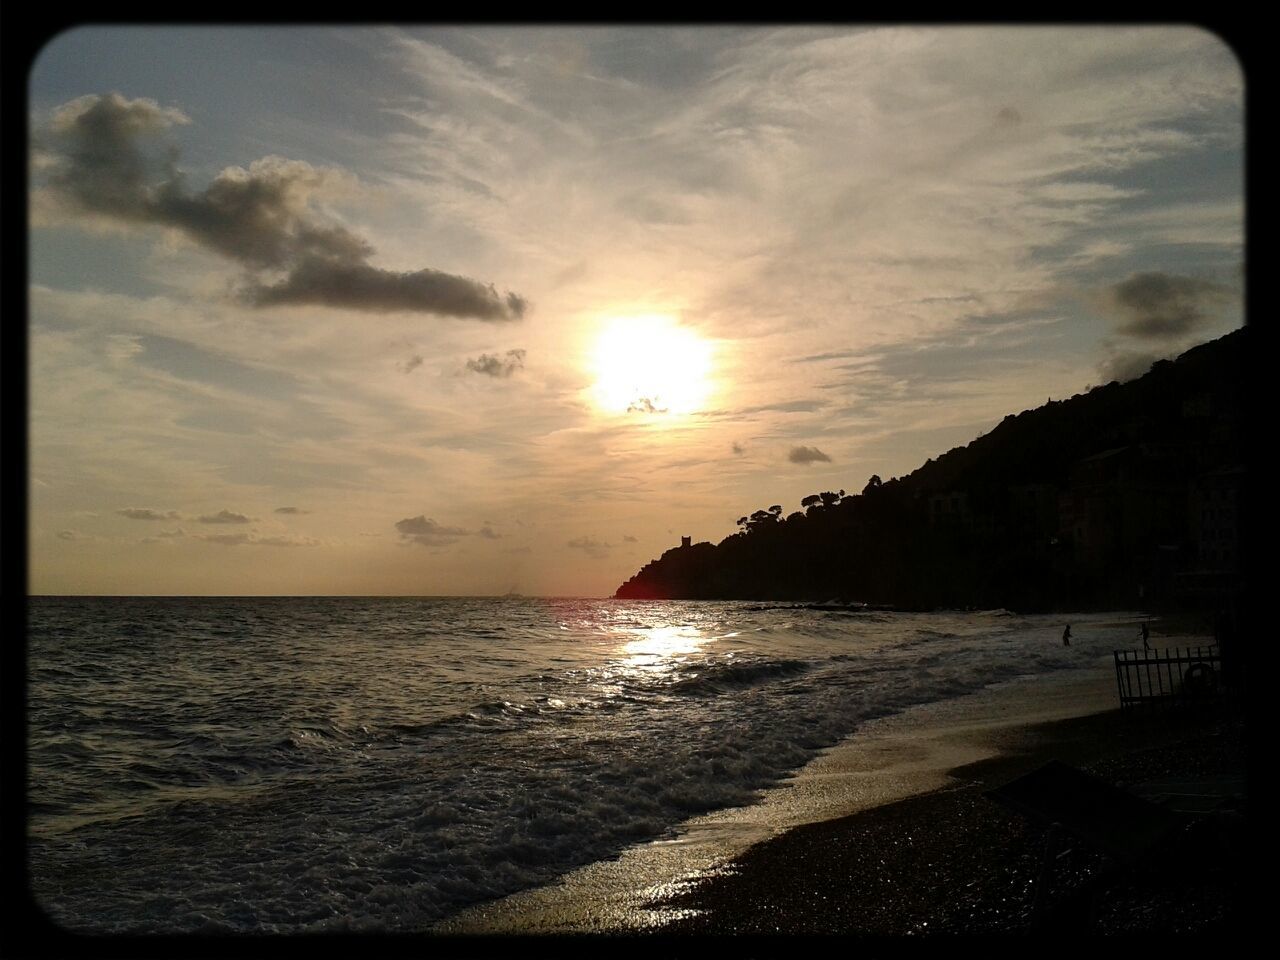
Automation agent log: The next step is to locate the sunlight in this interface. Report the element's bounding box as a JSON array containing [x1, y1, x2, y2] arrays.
[[589, 315, 714, 417], [619, 625, 710, 671]]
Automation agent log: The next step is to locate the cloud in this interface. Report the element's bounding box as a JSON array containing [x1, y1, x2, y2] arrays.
[[995, 105, 1023, 127], [198, 509, 253, 524], [274, 506, 309, 514], [731, 442, 745, 455], [247, 257, 529, 319], [198, 532, 318, 547], [477, 524, 502, 539], [254, 535, 321, 547], [465, 349, 526, 377], [200, 533, 253, 546], [395, 514, 469, 546], [788, 445, 832, 465], [1097, 349, 1164, 384], [622, 534, 638, 543], [567, 536, 611, 559], [402, 354, 425, 374], [627, 397, 668, 415], [117, 507, 180, 520], [1100, 272, 1233, 341], [740, 400, 826, 415], [56, 530, 83, 540], [37, 92, 527, 319]]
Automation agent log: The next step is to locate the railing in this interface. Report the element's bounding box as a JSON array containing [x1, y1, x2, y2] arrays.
[[1113, 645, 1224, 713]]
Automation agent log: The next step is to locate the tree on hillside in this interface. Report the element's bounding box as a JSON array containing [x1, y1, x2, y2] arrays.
[[737, 507, 784, 534]]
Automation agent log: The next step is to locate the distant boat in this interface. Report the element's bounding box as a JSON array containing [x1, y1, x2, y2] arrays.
[[502, 587, 524, 598]]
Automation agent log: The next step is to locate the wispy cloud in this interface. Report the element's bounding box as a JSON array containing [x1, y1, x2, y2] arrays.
[[198, 509, 253, 524], [198, 531, 319, 546], [567, 536, 611, 558], [117, 507, 180, 520]]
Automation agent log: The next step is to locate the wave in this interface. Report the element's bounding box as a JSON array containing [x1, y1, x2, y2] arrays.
[[669, 657, 811, 696]]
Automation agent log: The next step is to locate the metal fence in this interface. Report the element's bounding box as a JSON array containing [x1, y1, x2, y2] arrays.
[[1113, 645, 1224, 713]]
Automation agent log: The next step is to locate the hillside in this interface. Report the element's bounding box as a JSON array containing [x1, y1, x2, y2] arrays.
[[614, 329, 1246, 611]]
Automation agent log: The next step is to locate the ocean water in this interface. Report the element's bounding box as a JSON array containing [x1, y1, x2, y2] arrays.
[[27, 597, 1139, 933]]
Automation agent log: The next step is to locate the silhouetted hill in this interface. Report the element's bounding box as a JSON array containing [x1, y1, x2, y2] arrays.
[[615, 329, 1246, 612]]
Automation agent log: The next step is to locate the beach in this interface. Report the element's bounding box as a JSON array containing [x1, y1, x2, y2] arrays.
[[437, 635, 1249, 939], [650, 705, 1247, 937]]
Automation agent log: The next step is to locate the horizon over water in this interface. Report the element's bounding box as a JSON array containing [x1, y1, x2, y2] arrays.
[[28, 596, 1143, 933]]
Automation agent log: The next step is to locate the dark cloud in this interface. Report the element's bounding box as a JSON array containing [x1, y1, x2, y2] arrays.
[[39, 93, 527, 320], [622, 535, 638, 543], [567, 536, 611, 559], [402, 355, 425, 374], [395, 515, 469, 547], [466, 349, 526, 378], [477, 525, 502, 539], [789, 445, 832, 465], [56, 530, 81, 540], [198, 509, 253, 524], [627, 397, 668, 415], [42, 93, 190, 223], [731, 442, 745, 455], [118, 507, 180, 520], [247, 257, 528, 319], [1102, 272, 1232, 341], [274, 506, 308, 514]]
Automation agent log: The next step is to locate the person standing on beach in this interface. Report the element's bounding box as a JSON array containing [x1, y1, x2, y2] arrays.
[[1141, 621, 1150, 652], [1062, 624, 1071, 646]]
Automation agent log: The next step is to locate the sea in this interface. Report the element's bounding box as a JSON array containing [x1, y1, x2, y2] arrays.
[[26, 596, 1142, 933]]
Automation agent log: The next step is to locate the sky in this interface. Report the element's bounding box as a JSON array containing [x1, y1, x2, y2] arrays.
[[27, 25, 1245, 597]]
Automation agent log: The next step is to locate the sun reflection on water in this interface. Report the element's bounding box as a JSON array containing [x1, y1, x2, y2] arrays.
[[618, 625, 710, 674]]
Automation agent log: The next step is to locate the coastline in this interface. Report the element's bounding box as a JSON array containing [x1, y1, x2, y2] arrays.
[[435, 644, 1227, 936], [647, 703, 1247, 937]]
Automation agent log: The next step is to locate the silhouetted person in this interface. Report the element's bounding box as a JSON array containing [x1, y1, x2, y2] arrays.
[[1062, 624, 1071, 647], [1141, 621, 1150, 652]]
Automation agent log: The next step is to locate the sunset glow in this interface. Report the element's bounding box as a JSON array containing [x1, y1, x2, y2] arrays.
[[590, 315, 714, 417], [25, 26, 1243, 598]]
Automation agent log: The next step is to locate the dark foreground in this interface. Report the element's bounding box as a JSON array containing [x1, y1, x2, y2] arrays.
[[646, 705, 1250, 937]]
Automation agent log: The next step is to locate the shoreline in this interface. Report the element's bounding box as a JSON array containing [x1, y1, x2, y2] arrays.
[[435, 654, 1166, 936], [648, 704, 1247, 937]]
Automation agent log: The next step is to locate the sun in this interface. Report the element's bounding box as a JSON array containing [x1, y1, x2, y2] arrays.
[[590, 315, 714, 416]]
